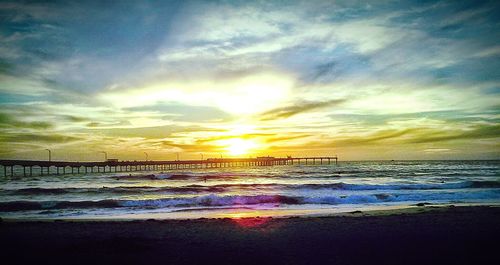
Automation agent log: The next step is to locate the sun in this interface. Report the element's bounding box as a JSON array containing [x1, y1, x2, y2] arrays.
[[224, 138, 258, 156]]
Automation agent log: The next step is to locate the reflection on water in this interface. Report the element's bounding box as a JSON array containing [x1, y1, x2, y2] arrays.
[[231, 217, 272, 228]]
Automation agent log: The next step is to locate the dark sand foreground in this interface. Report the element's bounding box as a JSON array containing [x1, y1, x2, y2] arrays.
[[1, 206, 499, 265]]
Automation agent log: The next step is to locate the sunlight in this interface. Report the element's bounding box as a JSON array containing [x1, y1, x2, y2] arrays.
[[223, 138, 259, 156], [100, 72, 292, 115], [213, 73, 292, 114]]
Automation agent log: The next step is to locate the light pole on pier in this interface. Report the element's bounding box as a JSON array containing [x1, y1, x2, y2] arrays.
[[144, 152, 148, 161], [99, 151, 107, 161], [45, 149, 51, 162], [176, 153, 179, 161]]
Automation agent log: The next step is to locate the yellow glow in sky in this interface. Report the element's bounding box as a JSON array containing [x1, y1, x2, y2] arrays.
[[222, 138, 259, 156], [100, 72, 293, 115]]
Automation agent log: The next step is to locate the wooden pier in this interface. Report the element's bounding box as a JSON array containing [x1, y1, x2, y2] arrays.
[[0, 156, 338, 177]]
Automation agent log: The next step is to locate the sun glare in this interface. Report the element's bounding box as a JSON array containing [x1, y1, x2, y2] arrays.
[[224, 138, 258, 156], [101, 73, 292, 115]]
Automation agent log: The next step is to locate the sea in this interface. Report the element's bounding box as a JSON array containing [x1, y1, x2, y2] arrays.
[[1, 160, 499, 220]]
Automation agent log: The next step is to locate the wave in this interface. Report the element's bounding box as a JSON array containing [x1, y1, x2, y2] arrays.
[[4, 180, 500, 196], [1, 190, 499, 212], [5, 185, 229, 195], [113, 173, 258, 181], [0, 200, 120, 212], [111, 171, 500, 181], [337, 180, 500, 190], [0, 195, 296, 211]]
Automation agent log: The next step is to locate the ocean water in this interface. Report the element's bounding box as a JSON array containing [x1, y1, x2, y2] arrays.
[[0, 161, 499, 220]]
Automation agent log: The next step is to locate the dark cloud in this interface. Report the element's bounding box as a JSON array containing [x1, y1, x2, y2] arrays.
[[312, 61, 340, 81], [0, 133, 82, 143], [305, 46, 373, 83], [0, 60, 14, 74], [265, 134, 312, 143], [270, 124, 500, 150], [260, 99, 345, 120], [330, 129, 417, 147], [63, 115, 89, 122], [408, 124, 500, 143], [0, 112, 53, 129], [84, 120, 131, 128], [86, 122, 100, 127], [0, 142, 42, 155]]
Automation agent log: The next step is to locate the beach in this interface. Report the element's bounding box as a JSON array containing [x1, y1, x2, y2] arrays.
[[1, 205, 499, 265], [1, 161, 498, 264]]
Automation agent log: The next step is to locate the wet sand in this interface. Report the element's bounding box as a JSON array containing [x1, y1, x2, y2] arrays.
[[1, 206, 499, 265]]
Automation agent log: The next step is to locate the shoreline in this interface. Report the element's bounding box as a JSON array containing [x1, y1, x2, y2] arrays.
[[2, 205, 499, 265], [2, 202, 499, 222]]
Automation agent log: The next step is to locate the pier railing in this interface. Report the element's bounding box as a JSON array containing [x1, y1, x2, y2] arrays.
[[0, 156, 338, 177]]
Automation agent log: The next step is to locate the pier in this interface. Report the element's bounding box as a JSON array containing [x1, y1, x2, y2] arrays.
[[0, 156, 338, 177]]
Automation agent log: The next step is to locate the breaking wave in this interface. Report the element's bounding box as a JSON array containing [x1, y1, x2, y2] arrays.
[[1, 189, 499, 212], [4, 180, 500, 196]]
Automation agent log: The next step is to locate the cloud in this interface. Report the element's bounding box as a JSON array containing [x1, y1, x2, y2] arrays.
[[473, 45, 500, 58], [0, 112, 53, 129], [0, 133, 82, 143], [86, 122, 100, 127], [90, 125, 223, 140], [63, 115, 89, 122], [330, 128, 417, 147], [160, 140, 221, 153], [126, 102, 234, 123], [263, 122, 500, 153], [423, 148, 451, 153], [259, 99, 345, 120], [0, 60, 13, 74], [264, 134, 312, 143], [408, 124, 500, 143]]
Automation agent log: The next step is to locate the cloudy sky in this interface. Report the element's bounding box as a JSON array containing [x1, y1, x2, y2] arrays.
[[0, 0, 499, 161]]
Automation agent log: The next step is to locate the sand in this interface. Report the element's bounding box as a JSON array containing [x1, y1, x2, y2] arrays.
[[1, 205, 499, 265]]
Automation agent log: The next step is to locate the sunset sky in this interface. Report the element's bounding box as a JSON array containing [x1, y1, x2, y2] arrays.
[[0, 0, 499, 161]]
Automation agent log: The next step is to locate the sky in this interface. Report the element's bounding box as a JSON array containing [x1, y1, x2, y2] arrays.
[[0, 0, 499, 161]]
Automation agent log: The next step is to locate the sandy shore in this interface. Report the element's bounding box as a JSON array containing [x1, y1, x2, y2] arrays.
[[1, 205, 499, 265]]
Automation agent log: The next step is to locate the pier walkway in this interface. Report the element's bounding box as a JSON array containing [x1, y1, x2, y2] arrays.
[[0, 156, 338, 177]]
